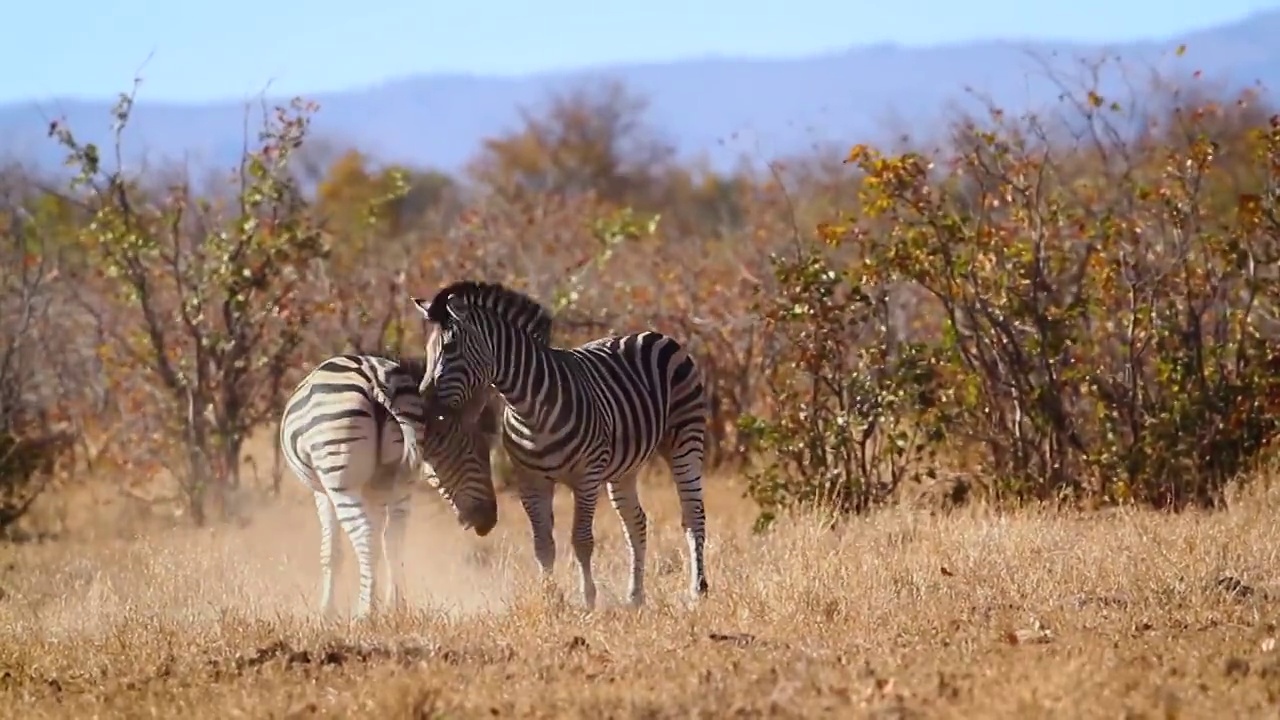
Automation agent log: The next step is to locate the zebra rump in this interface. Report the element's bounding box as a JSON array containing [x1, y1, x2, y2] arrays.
[[282, 353, 500, 533]]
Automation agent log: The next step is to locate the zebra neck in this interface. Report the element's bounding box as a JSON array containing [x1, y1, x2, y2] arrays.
[[492, 335, 563, 427]]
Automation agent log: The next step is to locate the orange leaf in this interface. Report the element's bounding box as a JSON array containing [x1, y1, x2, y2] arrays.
[[845, 144, 871, 164]]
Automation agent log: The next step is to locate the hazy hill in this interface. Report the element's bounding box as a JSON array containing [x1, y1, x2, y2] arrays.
[[4, 10, 1280, 175]]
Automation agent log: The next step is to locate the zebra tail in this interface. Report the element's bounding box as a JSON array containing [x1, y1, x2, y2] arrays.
[[371, 385, 424, 471], [393, 409, 423, 470]]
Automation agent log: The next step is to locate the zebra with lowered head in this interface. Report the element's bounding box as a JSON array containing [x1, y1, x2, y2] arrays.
[[410, 280, 710, 609], [280, 353, 500, 619]]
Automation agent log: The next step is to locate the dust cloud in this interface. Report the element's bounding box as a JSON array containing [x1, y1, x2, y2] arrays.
[[9, 489, 529, 640]]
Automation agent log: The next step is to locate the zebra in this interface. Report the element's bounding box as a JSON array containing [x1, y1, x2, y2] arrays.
[[410, 280, 709, 609], [280, 353, 500, 619]]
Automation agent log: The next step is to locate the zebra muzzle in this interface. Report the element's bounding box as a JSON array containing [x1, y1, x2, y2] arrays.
[[461, 499, 498, 537]]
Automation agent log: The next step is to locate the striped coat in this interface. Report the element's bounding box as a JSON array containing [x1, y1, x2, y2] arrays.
[[412, 281, 709, 609]]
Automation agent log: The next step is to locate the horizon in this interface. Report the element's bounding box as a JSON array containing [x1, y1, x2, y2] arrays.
[[3, 0, 1277, 105]]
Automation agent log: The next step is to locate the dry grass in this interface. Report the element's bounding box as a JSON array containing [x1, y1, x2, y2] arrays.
[[5, 464, 1280, 719]]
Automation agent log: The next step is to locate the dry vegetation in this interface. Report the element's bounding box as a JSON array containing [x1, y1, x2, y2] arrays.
[[6, 439, 1280, 718], [5, 48, 1280, 717]]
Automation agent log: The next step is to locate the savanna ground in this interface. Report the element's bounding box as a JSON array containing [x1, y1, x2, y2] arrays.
[[5, 432, 1280, 718]]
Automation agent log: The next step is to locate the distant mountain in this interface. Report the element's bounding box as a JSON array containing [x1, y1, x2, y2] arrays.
[[4, 10, 1280, 176]]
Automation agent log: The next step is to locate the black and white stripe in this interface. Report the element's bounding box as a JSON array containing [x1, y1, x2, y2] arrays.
[[411, 281, 709, 609], [280, 353, 499, 619]]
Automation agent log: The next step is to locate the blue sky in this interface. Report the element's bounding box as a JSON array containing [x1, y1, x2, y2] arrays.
[[2, 0, 1276, 103]]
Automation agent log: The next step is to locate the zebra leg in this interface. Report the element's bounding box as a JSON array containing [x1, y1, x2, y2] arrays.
[[667, 427, 710, 601], [569, 483, 601, 610], [362, 499, 389, 619], [383, 490, 411, 614], [332, 490, 384, 620], [313, 491, 343, 618], [607, 472, 647, 607], [517, 475, 557, 587]]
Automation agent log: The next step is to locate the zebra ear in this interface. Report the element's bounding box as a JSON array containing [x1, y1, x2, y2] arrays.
[[410, 296, 436, 323], [411, 294, 468, 325]]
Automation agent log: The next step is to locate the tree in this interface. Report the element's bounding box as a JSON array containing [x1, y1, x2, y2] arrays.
[[467, 79, 674, 207], [0, 178, 75, 534], [398, 168, 463, 227], [49, 84, 329, 525], [310, 147, 417, 355]]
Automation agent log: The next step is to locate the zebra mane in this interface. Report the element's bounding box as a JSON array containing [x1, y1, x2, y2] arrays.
[[427, 280, 554, 343]]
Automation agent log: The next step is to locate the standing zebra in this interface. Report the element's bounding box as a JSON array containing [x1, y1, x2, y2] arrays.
[[280, 353, 499, 619], [410, 280, 709, 609]]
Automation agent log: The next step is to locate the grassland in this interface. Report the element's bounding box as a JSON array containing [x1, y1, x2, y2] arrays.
[[3, 461, 1280, 719]]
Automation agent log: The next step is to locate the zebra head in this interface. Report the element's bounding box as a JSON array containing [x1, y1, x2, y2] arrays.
[[412, 280, 554, 427], [421, 391, 501, 537]]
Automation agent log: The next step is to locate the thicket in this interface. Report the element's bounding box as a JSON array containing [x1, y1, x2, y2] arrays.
[[3, 53, 1278, 537]]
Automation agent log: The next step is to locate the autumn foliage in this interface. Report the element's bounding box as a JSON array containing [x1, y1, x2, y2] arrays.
[[2, 51, 1279, 535]]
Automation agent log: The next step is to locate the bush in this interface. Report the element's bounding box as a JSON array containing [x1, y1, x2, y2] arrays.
[[834, 69, 1280, 510], [738, 242, 943, 530]]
